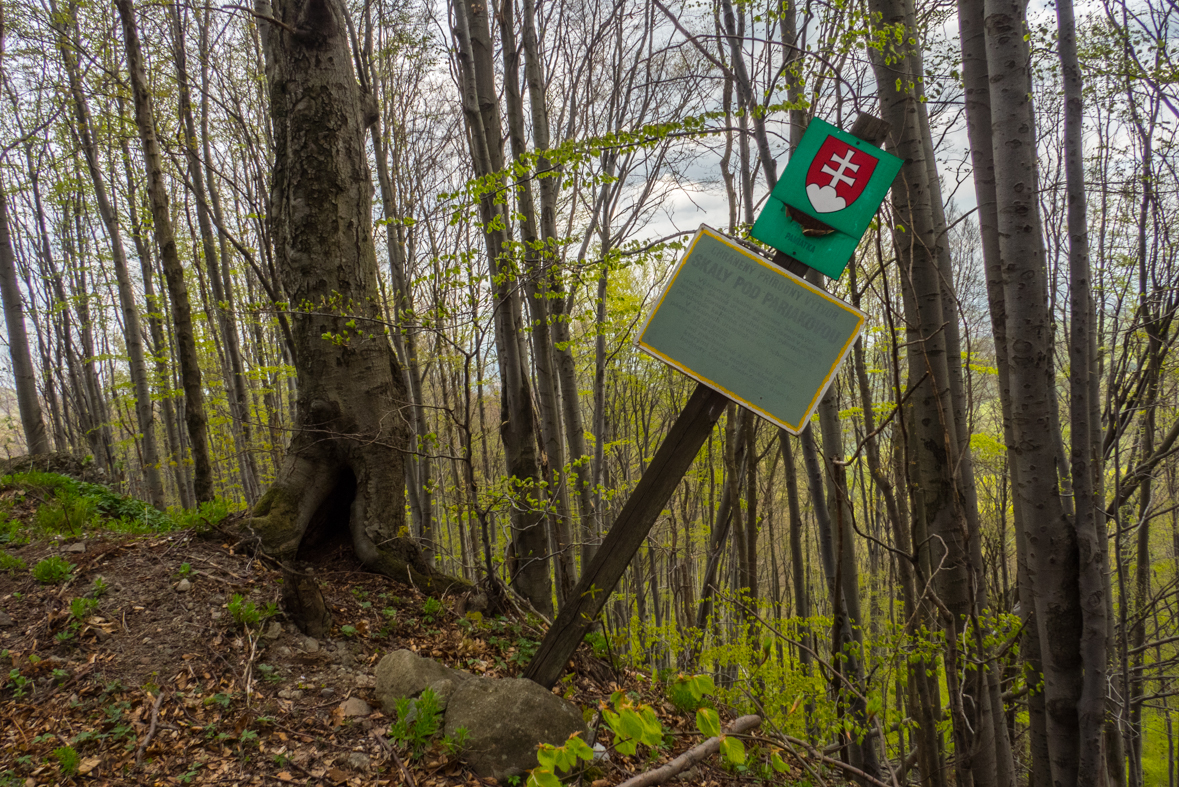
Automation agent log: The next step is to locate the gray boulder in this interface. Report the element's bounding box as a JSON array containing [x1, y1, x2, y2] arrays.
[[374, 649, 472, 712], [445, 676, 589, 781]]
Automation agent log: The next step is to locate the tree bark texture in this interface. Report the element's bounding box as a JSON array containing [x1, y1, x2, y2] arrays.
[[240, 0, 464, 604], [866, 0, 1011, 781], [982, 0, 1085, 781]]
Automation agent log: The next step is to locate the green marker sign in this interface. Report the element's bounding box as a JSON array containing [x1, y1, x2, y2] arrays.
[[638, 226, 865, 434], [752, 118, 902, 279]]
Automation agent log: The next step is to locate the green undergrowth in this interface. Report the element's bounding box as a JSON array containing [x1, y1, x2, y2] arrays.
[[0, 471, 234, 546]]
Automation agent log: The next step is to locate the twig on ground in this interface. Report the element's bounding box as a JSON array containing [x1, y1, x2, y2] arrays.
[[135, 691, 166, 764], [616, 715, 762, 787]]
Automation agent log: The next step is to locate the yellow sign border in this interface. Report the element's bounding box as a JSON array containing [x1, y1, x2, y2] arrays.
[[636, 225, 865, 434]]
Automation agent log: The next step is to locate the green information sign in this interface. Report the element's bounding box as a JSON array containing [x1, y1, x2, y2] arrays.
[[638, 226, 866, 434], [751, 118, 902, 280]]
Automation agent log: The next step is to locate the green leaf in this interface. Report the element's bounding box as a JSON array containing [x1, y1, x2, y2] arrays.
[[719, 735, 746, 766], [566, 734, 594, 762], [526, 768, 562, 787], [771, 751, 788, 773], [536, 744, 558, 771], [696, 707, 721, 738], [619, 708, 646, 742]]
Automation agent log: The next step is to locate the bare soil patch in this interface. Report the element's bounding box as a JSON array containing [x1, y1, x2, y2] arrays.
[[1, 529, 789, 786]]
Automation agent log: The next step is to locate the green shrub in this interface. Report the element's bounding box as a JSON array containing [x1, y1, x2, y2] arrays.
[[666, 673, 715, 714], [35, 488, 98, 535], [32, 555, 74, 584], [421, 596, 444, 622], [388, 687, 445, 758], [228, 594, 261, 627], [0, 550, 25, 574], [168, 498, 234, 531], [52, 745, 79, 777], [0, 514, 21, 545], [2, 471, 178, 535]]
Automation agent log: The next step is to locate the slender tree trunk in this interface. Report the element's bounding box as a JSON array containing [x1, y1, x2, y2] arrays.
[[170, 3, 260, 503], [452, 0, 552, 614], [115, 0, 214, 503], [982, 0, 1084, 781], [499, 0, 574, 604], [0, 170, 49, 456], [1057, 0, 1108, 778], [51, 0, 163, 503]]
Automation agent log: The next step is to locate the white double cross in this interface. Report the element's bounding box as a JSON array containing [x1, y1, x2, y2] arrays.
[[820, 149, 859, 189]]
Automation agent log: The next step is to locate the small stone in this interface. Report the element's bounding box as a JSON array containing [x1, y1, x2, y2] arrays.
[[0, 610, 13, 627], [64, 541, 86, 553], [302, 637, 320, 653], [320, 687, 335, 697], [339, 696, 371, 718], [337, 752, 370, 772], [262, 621, 283, 640], [273, 645, 293, 658], [176, 579, 192, 593], [278, 688, 304, 700]]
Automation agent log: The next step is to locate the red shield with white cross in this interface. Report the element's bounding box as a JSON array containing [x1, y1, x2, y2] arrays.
[[805, 136, 879, 214]]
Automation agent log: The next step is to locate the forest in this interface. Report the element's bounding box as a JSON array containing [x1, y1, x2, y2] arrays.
[[0, 0, 1176, 783]]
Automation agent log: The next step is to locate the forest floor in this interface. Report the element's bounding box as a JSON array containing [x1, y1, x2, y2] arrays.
[[0, 476, 804, 787]]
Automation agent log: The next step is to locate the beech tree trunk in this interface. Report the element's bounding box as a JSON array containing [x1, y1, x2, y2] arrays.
[[867, 0, 1012, 780], [237, 0, 464, 612], [982, 0, 1085, 781], [0, 166, 50, 456], [52, 0, 163, 504], [452, 0, 552, 615], [115, 0, 214, 503]]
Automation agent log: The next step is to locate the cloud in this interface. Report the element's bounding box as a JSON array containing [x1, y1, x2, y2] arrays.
[[806, 183, 846, 214]]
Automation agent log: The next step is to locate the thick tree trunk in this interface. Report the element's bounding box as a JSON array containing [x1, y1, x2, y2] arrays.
[[240, 0, 465, 614], [115, 0, 214, 503], [866, 0, 1009, 778]]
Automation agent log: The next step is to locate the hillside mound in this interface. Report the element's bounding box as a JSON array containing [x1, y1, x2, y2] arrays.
[[0, 472, 798, 786]]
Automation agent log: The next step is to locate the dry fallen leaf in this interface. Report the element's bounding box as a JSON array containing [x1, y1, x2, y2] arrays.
[[77, 756, 102, 776], [276, 772, 294, 782]]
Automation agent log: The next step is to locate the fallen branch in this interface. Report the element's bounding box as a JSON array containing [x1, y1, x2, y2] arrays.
[[135, 691, 166, 764], [616, 715, 762, 787]]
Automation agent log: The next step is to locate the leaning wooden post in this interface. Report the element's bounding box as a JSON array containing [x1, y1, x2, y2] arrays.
[[524, 114, 894, 689]]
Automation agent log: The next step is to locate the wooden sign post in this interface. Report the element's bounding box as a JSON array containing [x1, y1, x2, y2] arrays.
[[524, 114, 894, 689]]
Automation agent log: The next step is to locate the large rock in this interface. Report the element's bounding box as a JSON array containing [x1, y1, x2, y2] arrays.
[[444, 676, 589, 781], [374, 649, 472, 712]]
